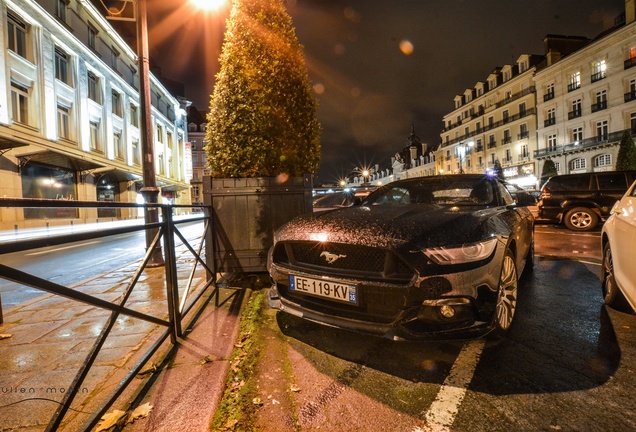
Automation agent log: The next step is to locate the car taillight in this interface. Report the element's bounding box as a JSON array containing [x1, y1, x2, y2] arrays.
[[540, 187, 551, 199]]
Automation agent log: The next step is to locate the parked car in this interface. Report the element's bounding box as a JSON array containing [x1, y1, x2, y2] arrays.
[[537, 171, 636, 231], [267, 174, 535, 340], [601, 180, 636, 312]]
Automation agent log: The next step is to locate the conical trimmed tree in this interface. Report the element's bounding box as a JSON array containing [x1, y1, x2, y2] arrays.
[[616, 130, 636, 171], [540, 159, 558, 187], [492, 159, 505, 181], [206, 0, 321, 178]]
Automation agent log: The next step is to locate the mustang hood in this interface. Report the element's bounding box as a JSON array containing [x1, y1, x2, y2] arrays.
[[276, 205, 506, 250]]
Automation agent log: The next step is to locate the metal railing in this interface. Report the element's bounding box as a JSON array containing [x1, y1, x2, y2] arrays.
[[0, 198, 222, 431]]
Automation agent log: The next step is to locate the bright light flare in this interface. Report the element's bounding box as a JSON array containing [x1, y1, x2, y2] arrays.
[[399, 40, 414, 55], [191, 0, 225, 12]]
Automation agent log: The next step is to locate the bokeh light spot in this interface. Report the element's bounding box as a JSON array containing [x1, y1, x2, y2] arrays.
[[314, 83, 325, 94], [399, 39, 414, 55]]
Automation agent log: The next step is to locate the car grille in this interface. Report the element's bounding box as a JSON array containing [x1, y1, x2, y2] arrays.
[[273, 241, 415, 283]]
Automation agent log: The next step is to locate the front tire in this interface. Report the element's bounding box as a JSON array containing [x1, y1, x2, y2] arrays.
[[602, 242, 622, 307], [491, 248, 519, 337], [564, 207, 598, 231]]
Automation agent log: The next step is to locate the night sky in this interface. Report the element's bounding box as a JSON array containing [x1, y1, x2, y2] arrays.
[[148, 0, 625, 183]]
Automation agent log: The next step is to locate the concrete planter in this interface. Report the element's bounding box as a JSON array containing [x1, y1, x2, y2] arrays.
[[203, 175, 313, 273]]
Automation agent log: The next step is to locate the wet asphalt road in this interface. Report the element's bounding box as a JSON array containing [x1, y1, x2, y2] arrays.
[[262, 223, 636, 431]]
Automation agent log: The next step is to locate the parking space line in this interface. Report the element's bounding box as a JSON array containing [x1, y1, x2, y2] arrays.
[[419, 338, 486, 431]]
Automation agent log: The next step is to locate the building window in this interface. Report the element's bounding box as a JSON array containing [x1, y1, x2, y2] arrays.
[[554, 162, 561, 173], [55, 48, 71, 86], [519, 102, 527, 117], [488, 134, 496, 148], [10, 81, 30, 125], [156, 124, 164, 143], [114, 131, 124, 160], [568, 71, 581, 92], [129, 104, 139, 127], [545, 108, 556, 127], [55, 0, 66, 21], [626, 47, 636, 69], [503, 110, 509, 123], [110, 47, 119, 73], [7, 12, 28, 59], [544, 83, 555, 101], [158, 153, 165, 175], [592, 90, 607, 112], [626, 79, 636, 102], [88, 23, 97, 49], [547, 134, 557, 152], [519, 123, 528, 139], [631, 112, 636, 134], [503, 129, 511, 144], [571, 158, 586, 171], [521, 144, 529, 158], [132, 139, 140, 165], [595, 154, 612, 168], [57, 103, 71, 139], [488, 116, 494, 127], [504, 149, 511, 163], [569, 99, 582, 119], [111, 90, 122, 117], [88, 72, 101, 103], [596, 120, 609, 141], [90, 120, 102, 151], [591, 60, 607, 82], [572, 126, 583, 143]]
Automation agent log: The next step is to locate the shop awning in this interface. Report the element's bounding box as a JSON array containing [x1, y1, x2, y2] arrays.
[[0, 137, 29, 157], [16, 149, 105, 172], [94, 167, 143, 183]]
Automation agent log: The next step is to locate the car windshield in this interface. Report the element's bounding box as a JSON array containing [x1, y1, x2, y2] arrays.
[[363, 177, 495, 206]]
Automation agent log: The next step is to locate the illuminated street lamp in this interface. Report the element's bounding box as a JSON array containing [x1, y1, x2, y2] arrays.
[[457, 141, 474, 174], [362, 168, 370, 184]]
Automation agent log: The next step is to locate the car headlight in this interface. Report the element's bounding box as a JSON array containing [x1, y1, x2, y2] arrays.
[[423, 238, 497, 265]]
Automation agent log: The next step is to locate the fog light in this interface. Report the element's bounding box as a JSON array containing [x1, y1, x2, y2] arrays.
[[439, 305, 455, 318]]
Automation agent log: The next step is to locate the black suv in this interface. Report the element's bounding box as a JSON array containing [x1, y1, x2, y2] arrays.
[[538, 171, 636, 231]]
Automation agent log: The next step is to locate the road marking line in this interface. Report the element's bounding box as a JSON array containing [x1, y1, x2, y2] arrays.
[[419, 338, 486, 432], [26, 240, 101, 256]]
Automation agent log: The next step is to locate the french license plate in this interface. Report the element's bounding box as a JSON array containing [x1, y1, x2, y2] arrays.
[[289, 275, 357, 305]]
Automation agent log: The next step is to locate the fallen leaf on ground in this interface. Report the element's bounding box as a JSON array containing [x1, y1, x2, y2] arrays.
[[96, 409, 127, 431], [252, 397, 263, 406], [0, 334, 12, 340], [127, 403, 153, 423], [290, 385, 301, 392], [200, 355, 215, 364], [136, 363, 158, 378]]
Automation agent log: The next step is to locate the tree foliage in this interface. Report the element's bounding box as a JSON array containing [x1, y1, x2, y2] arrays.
[[206, 0, 321, 178], [540, 159, 558, 187], [492, 159, 505, 181], [616, 130, 636, 171]]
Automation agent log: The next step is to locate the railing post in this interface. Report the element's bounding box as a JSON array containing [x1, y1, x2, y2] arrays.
[[162, 205, 182, 342]]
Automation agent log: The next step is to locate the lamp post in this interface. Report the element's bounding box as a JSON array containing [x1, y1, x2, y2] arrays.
[[457, 141, 474, 174], [136, 0, 164, 266]]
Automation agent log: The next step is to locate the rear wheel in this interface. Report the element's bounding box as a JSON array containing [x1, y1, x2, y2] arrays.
[[491, 248, 518, 337], [563, 207, 598, 231]]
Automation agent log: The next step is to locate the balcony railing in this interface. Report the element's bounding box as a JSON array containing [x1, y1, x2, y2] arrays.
[[591, 100, 607, 112], [591, 71, 607, 83], [568, 109, 582, 120], [502, 136, 512, 145], [543, 91, 555, 102], [544, 117, 556, 127], [518, 155, 530, 162], [568, 82, 581, 92], [533, 129, 625, 158], [625, 57, 636, 70], [625, 90, 636, 103], [517, 131, 529, 140], [488, 141, 497, 149]]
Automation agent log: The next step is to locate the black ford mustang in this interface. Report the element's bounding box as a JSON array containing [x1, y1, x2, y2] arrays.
[[267, 174, 535, 340]]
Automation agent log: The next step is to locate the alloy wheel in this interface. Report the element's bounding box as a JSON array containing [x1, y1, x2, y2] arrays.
[[495, 251, 518, 332]]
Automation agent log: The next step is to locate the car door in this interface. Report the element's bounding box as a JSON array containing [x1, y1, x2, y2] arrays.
[[611, 182, 636, 307]]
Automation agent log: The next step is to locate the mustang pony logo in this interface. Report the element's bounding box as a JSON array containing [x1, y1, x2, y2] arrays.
[[320, 251, 346, 264]]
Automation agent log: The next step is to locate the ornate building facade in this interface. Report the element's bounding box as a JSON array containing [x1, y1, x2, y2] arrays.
[[0, 0, 191, 230]]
